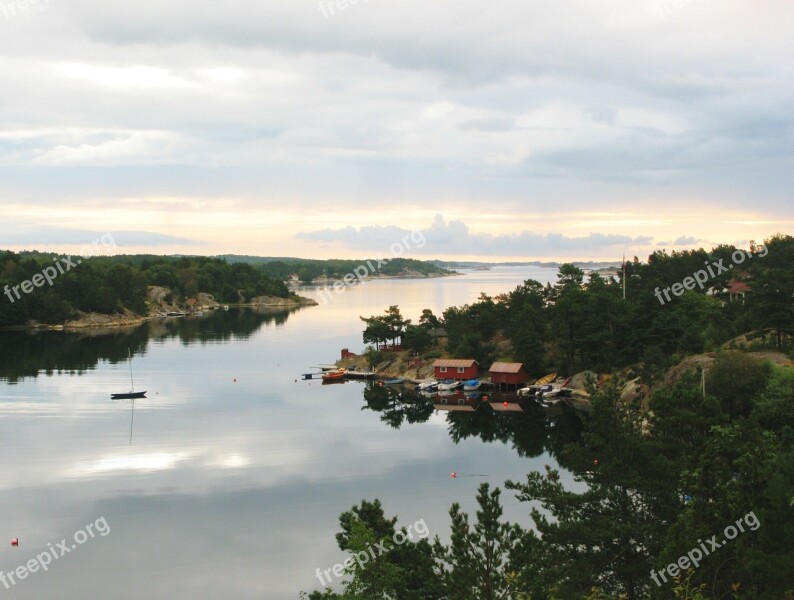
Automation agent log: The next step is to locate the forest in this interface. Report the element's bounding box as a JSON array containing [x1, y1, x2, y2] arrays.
[[0, 252, 292, 327], [310, 235, 794, 599], [219, 255, 455, 282]]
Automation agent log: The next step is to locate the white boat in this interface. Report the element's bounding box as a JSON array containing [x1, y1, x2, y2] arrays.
[[437, 379, 462, 391], [417, 379, 438, 391]]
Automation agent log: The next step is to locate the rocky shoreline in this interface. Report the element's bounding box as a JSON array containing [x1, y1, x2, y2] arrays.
[[3, 288, 318, 332]]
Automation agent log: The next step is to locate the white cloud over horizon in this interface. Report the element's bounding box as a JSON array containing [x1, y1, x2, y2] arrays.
[[0, 0, 791, 258]]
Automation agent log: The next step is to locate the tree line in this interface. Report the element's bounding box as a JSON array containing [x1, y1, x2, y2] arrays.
[[0, 252, 292, 327], [360, 235, 794, 378], [219, 256, 455, 283]]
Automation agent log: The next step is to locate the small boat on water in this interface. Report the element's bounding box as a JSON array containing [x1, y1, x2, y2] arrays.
[[322, 368, 346, 382], [112, 391, 147, 400], [463, 379, 481, 392], [437, 379, 463, 391], [519, 375, 574, 404], [111, 349, 147, 400], [417, 379, 438, 391], [384, 378, 405, 385]]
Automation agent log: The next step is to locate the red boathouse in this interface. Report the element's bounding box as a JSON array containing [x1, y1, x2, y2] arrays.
[[489, 362, 530, 389], [433, 359, 478, 381]]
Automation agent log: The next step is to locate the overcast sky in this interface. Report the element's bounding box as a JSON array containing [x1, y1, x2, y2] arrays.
[[1, 0, 792, 260]]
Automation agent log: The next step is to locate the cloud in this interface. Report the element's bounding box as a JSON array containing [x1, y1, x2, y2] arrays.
[[673, 235, 702, 245], [297, 214, 652, 258], [0, 0, 791, 254], [0, 224, 204, 247]]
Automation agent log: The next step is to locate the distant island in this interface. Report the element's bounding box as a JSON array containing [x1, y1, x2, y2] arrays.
[[433, 259, 622, 269], [0, 251, 316, 330], [0, 252, 457, 329], [217, 255, 457, 283]]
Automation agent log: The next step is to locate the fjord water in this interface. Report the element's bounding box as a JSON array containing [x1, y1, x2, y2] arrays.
[[0, 267, 569, 599]]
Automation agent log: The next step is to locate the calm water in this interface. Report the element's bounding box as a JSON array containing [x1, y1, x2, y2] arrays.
[[0, 266, 581, 599]]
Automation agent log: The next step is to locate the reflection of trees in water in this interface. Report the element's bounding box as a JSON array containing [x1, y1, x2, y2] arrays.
[[362, 384, 435, 429], [0, 307, 298, 382], [148, 306, 296, 345], [361, 382, 584, 462]]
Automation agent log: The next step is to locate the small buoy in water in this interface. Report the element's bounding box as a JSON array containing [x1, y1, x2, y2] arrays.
[[450, 472, 457, 479], [593, 458, 599, 466], [234, 378, 237, 383], [11, 538, 18, 547]]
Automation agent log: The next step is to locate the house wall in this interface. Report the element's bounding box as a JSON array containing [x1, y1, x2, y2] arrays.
[[434, 365, 478, 380]]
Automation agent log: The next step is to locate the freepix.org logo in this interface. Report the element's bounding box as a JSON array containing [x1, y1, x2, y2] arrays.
[[3, 233, 117, 305], [1, 517, 110, 590], [654, 244, 767, 306]]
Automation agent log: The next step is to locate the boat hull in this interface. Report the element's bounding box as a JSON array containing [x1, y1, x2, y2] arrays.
[[111, 391, 147, 399], [437, 379, 463, 391]]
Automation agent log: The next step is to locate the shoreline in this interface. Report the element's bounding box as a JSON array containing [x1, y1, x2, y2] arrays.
[[0, 294, 318, 332]]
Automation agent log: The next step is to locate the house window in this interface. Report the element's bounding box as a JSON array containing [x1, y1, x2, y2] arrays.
[[457, 367, 465, 373], [440, 367, 447, 373]]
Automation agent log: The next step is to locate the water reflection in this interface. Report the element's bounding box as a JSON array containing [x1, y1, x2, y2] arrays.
[[362, 382, 585, 461], [0, 307, 299, 383], [0, 269, 576, 599]]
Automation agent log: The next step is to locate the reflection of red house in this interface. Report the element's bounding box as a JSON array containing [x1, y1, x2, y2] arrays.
[[433, 359, 478, 380], [489, 362, 529, 388]]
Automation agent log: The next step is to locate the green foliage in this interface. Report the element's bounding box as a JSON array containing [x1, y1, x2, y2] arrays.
[[705, 350, 770, 417], [216, 255, 454, 283], [304, 499, 444, 600], [403, 324, 433, 353], [0, 252, 292, 326], [357, 235, 794, 378], [433, 483, 522, 600], [361, 306, 410, 348]]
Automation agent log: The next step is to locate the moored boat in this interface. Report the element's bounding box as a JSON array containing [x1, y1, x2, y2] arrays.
[[111, 349, 147, 400], [384, 377, 405, 385], [437, 379, 463, 391], [112, 391, 147, 400], [417, 379, 438, 391], [321, 368, 346, 382], [463, 379, 481, 391]]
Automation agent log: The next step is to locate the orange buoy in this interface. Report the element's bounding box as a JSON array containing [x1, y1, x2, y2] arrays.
[[11, 538, 18, 547], [503, 401, 509, 407]]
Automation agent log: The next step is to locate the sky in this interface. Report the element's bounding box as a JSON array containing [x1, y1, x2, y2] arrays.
[[0, 0, 792, 261]]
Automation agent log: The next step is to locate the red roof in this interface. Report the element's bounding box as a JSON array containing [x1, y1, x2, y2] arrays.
[[433, 359, 478, 368], [727, 280, 751, 293], [489, 362, 525, 374]]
